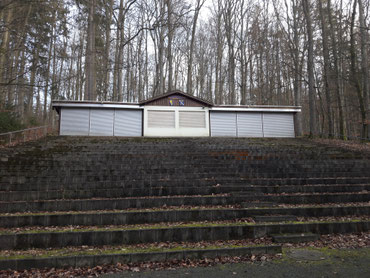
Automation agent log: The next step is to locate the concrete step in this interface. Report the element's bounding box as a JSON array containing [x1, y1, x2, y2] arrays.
[[229, 191, 264, 197], [271, 233, 320, 243], [2, 176, 370, 192], [0, 221, 367, 250], [1, 205, 369, 228], [2, 192, 368, 213], [0, 245, 282, 271], [241, 202, 278, 208], [253, 215, 298, 223], [1, 184, 370, 202]]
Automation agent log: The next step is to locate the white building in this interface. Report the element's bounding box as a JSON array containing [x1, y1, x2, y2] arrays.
[[52, 90, 301, 138]]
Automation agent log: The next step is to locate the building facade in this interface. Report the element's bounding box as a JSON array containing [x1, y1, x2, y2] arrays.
[[52, 90, 301, 138]]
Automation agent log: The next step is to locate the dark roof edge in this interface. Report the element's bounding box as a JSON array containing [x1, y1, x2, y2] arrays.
[[214, 105, 302, 109], [52, 100, 139, 105]]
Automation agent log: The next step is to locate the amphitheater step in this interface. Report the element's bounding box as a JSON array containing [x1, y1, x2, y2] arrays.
[[0, 245, 282, 271], [230, 191, 264, 197], [253, 215, 298, 223], [241, 202, 278, 208], [0, 205, 368, 228], [0, 137, 369, 273], [271, 233, 320, 243], [1, 184, 368, 202], [0, 221, 368, 250]]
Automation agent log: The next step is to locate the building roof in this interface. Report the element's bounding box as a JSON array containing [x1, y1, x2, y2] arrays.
[[52, 101, 141, 113], [139, 90, 214, 107], [51, 91, 301, 113]]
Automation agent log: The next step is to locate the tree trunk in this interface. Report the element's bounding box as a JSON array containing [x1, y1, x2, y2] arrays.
[[166, 0, 173, 91], [17, 50, 26, 122], [302, 0, 317, 136], [44, 14, 55, 121], [112, 0, 124, 101], [28, 44, 40, 117], [186, 0, 204, 95], [84, 0, 96, 100], [350, 0, 366, 139], [0, 2, 13, 108], [358, 0, 369, 139], [318, 0, 333, 137], [327, 0, 346, 139], [158, 0, 165, 95], [103, 0, 113, 100]]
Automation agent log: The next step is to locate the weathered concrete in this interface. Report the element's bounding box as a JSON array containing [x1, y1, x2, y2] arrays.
[[1, 206, 368, 228], [0, 221, 368, 250], [0, 245, 282, 271]]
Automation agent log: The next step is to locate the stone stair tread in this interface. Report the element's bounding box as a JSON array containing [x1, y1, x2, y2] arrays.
[[253, 215, 298, 222], [0, 221, 367, 250], [271, 233, 320, 243], [1, 137, 370, 271], [241, 202, 278, 208], [230, 191, 264, 197], [0, 245, 282, 271]]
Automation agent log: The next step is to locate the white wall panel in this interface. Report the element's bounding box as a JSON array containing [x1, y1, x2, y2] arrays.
[[237, 112, 263, 137], [89, 109, 114, 136], [263, 113, 295, 137], [210, 112, 237, 137], [60, 108, 90, 136], [114, 110, 142, 136]]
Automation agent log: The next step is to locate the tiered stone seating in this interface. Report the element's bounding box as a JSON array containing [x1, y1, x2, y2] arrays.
[[0, 137, 368, 270]]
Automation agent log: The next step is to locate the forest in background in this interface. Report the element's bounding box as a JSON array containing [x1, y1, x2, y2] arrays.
[[0, 0, 369, 139]]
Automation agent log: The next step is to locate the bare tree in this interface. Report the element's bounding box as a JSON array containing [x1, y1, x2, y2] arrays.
[[186, 0, 205, 95], [85, 0, 96, 100], [302, 0, 317, 136]]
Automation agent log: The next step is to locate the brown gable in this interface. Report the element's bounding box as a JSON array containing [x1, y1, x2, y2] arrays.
[[140, 90, 213, 107]]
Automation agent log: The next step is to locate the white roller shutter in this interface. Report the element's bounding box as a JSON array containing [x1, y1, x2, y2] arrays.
[[148, 110, 175, 128], [90, 109, 114, 136], [210, 112, 237, 137], [60, 108, 90, 136], [179, 111, 206, 128], [114, 110, 142, 136], [263, 113, 295, 137], [237, 112, 263, 137]]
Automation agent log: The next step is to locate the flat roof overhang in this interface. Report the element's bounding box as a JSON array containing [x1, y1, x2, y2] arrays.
[[52, 101, 142, 114], [211, 106, 301, 113], [52, 100, 301, 113]]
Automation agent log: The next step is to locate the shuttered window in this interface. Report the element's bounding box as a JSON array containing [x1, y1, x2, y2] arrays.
[[263, 113, 295, 137], [60, 108, 90, 136], [237, 113, 263, 137], [148, 110, 175, 128], [210, 112, 237, 136], [114, 110, 142, 136], [179, 111, 206, 128], [90, 109, 114, 136]]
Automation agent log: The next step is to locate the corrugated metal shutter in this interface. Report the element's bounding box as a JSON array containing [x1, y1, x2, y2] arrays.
[[148, 110, 175, 128], [89, 109, 114, 136], [263, 113, 295, 137], [210, 112, 237, 137], [179, 111, 206, 128], [60, 108, 90, 136], [237, 112, 263, 137], [114, 110, 142, 136]]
